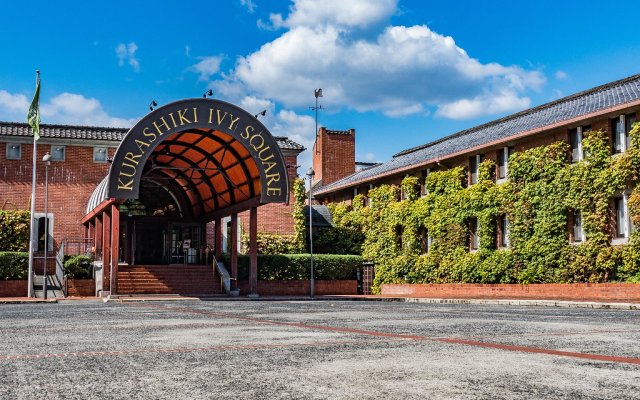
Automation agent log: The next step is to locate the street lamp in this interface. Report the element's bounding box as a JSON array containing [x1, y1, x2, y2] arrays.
[[306, 167, 315, 299], [42, 152, 51, 299], [313, 89, 322, 153]]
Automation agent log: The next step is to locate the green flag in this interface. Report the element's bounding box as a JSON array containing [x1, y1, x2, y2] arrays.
[[27, 78, 41, 140]]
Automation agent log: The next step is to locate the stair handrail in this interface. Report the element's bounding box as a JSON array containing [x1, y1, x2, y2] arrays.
[[213, 256, 232, 295], [55, 240, 67, 297]]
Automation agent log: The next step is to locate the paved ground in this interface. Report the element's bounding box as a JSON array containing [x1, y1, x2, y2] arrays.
[[1, 300, 639, 399]]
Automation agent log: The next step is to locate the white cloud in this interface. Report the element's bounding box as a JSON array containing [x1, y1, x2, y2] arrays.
[[271, 0, 397, 29], [555, 70, 568, 80], [0, 90, 29, 119], [42, 93, 138, 127], [116, 42, 140, 72], [239, 0, 257, 13], [0, 89, 137, 128], [216, 15, 544, 120], [185, 45, 191, 57], [189, 56, 223, 81]]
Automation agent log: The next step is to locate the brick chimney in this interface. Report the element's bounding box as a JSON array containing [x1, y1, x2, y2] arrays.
[[312, 127, 356, 186]]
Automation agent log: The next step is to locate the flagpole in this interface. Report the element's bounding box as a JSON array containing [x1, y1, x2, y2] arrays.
[[27, 70, 40, 298]]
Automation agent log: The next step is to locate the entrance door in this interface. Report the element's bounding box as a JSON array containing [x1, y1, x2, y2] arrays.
[[134, 222, 166, 264], [169, 224, 201, 264]]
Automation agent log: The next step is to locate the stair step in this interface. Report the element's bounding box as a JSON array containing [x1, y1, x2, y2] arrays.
[[117, 265, 223, 296]]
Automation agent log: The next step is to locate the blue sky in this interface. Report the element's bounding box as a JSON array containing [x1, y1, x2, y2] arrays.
[[1, 0, 639, 171]]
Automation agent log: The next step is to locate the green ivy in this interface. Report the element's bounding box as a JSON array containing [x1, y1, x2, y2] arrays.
[[325, 124, 640, 292], [0, 211, 30, 252]]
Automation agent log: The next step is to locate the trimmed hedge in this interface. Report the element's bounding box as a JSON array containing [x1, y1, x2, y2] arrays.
[[64, 255, 93, 279], [0, 252, 28, 280], [222, 253, 363, 280]]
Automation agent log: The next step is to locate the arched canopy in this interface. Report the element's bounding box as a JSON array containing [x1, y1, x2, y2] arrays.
[[105, 98, 289, 219]]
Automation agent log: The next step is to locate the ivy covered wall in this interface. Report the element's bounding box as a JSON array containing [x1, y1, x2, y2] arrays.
[[327, 125, 640, 292]]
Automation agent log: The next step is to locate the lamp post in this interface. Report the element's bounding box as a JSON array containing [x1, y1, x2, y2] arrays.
[[306, 167, 315, 299], [313, 89, 322, 153], [42, 152, 51, 299]]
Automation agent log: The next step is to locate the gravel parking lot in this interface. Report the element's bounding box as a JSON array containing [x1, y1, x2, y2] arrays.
[[1, 299, 639, 399]]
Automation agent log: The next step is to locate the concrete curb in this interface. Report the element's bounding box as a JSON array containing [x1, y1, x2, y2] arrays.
[[359, 296, 640, 310], [0, 298, 58, 304]]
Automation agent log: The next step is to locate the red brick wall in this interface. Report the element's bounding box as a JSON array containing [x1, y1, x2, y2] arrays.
[[0, 142, 114, 250], [313, 128, 355, 186], [67, 279, 95, 296], [0, 280, 28, 297], [381, 283, 640, 302], [237, 280, 357, 296]]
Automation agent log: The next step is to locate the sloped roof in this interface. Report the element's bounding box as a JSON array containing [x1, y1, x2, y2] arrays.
[[0, 122, 305, 152], [316, 73, 640, 195], [304, 205, 334, 228]]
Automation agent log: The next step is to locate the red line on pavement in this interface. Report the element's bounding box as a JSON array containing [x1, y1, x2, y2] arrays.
[[131, 303, 640, 366]]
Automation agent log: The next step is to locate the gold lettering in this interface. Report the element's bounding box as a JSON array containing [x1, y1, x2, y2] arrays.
[[142, 127, 157, 143], [192, 107, 198, 123], [124, 152, 142, 166], [249, 133, 265, 151], [153, 117, 171, 135], [263, 161, 277, 174], [208, 108, 215, 124], [168, 112, 178, 128], [135, 139, 150, 153], [215, 109, 228, 126], [266, 172, 280, 187], [178, 109, 192, 125], [266, 187, 281, 196], [117, 178, 134, 190], [242, 125, 254, 139], [228, 115, 240, 130], [258, 147, 274, 161]]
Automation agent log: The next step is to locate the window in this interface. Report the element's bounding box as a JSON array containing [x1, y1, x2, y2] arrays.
[[498, 215, 510, 248], [420, 227, 432, 254], [572, 210, 585, 243], [469, 217, 479, 251], [395, 225, 403, 249], [366, 184, 374, 206], [352, 187, 359, 200], [6, 143, 21, 160], [32, 213, 54, 252], [497, 146, 514, 181], [469, 154, 484, 185], [569, 126, 590, 163], [51, 146, 65, 161], [421, 168, 430, 197], [93, 147, 108, 162], [612, 113, 636, 154], [614, 195, 630, 240]]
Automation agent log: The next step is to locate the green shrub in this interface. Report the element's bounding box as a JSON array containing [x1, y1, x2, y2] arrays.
[[221, 253, 363, 280], [0, 211, 30, 252], [64, 255, 93, 279], [0, 252, 28, 280]]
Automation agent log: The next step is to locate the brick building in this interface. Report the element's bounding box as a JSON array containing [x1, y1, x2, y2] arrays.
[[1, 99, 304, 296], [312, 74, 640, 246]]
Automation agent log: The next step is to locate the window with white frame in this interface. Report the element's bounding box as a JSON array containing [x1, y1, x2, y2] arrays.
[[612, 113, 636, 154], [421, 168, 430, 196], [469, 154, 484, 185], [50, 145, 65, 161], [498, 214, 510, 248], [614, 194, 631, 241], [6, 143, 21, 160], [569, 125, 590, 162], [497, 147, 514, 181], [469, 217, 479, 250], [366, 184, 374, 206], [572, 210, 585, 243], [93, 147, 108, 162], [420, 227, 432, 254], [32, 213, 54, 252]]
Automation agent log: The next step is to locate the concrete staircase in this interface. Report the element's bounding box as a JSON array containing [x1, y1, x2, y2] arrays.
[[116, 265, 224, 296], [33, 275, 65, 299]]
